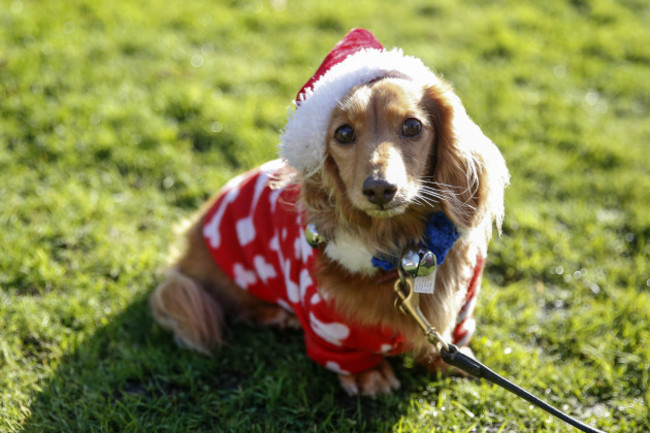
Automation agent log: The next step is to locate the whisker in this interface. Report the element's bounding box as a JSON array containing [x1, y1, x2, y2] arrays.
[[419, 178, 476, 199], [415, 180, 477, 212], [411, 196, 436, 208], [420, 178, 474, 195]]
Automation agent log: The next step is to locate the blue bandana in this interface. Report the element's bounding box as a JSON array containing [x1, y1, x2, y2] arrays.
[[371, 211, 459, 271]]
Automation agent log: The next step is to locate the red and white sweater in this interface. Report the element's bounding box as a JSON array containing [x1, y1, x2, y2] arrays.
[[202, 160, 482, 375]]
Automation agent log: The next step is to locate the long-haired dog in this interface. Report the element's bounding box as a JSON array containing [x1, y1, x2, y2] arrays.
[[150, 29, 509, 396]]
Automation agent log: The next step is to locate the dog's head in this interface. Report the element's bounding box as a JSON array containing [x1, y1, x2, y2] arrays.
[[279, 31, 508, 254], [325, 79, 435, 220], [302, 76, 508, 241]]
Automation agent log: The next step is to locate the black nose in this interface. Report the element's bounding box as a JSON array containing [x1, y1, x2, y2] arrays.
[[362, 177, 397, 205]]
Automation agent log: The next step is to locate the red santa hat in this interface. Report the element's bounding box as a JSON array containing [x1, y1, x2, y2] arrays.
[[279, 28, 447, 175]]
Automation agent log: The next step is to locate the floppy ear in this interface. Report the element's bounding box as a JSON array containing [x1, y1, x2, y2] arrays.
[[422, 83, 509, 238]]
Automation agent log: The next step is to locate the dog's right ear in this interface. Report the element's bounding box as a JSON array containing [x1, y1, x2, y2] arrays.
[[421, 83, 509, 239]]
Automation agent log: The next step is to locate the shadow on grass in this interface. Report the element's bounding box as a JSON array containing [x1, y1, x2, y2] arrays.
[[21, 294, 427, 432]]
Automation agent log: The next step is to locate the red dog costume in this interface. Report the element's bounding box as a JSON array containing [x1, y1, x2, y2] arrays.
[[202, 29, 484, 375], [202, 161, 483, 375]]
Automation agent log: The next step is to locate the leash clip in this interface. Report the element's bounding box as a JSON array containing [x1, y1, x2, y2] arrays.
[[393, 274, 449, 353]]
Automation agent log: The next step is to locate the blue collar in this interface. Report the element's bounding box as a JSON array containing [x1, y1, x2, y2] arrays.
[[371, 211, 459, 271]]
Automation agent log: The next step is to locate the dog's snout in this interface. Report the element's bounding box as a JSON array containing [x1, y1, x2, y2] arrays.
[[362, 177, 397, 205]]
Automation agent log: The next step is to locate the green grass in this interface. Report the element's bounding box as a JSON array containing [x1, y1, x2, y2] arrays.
[[1, 0, 649, 431]]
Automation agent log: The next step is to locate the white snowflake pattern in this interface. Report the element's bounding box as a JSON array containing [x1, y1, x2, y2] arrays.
[[309, 312, 350, 346], [202, 186, 240, 249], [253, 255, 277, 284], [283, 259, 300, 303], [299, 268, 313, 301], [233, 263, 257, 289]]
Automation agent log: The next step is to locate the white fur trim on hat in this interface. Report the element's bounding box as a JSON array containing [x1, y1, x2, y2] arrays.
[[278, 48, 446, 176]]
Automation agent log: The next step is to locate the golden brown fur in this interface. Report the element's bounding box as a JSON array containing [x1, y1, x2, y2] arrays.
[[150, 77, 508, 396]]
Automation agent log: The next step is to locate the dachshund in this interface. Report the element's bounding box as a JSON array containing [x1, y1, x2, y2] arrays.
[[149, 29, 509, 396]]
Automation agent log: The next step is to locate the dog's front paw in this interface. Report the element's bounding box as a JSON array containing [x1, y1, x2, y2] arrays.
[[338, 359, 401, 397]]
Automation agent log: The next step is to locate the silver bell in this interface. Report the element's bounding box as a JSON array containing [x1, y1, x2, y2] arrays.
[[305, 223, 326, 248], [400, 247, 437, 277]]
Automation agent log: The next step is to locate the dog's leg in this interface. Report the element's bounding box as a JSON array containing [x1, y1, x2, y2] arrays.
[[151, 266, 299, 353], [240, 303, 301, 329], [151, 215, 300, 353], [338, 359, 401, 397], [150, 215, 234, 354]]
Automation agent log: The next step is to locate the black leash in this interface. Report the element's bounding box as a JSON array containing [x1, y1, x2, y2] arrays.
[[392, 253, 606, 433], [439, 343, 606, 433]]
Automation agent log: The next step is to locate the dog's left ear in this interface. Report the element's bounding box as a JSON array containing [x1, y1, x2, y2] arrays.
[[421, 83, 509, 239]]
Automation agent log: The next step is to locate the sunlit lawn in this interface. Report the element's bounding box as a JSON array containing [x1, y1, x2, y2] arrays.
[[1, 0, 648, 431]]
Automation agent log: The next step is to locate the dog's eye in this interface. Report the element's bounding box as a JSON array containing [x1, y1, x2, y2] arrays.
[[401, 118, 422, 138], [334, 125, 356, 144]]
